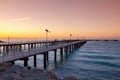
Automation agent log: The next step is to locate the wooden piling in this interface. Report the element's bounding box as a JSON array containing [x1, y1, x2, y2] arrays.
[[54, 49, 57, 61], [43, 53, 47, 69], [24, 58, 29, 66], [34, 55, 37, 67], [11, 61, 14, 65], [60, 48, 63, 60]]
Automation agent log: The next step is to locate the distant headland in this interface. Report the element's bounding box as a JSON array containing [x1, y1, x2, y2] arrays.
[[86, 39, 119, 41], [0, 40, 4, 43]]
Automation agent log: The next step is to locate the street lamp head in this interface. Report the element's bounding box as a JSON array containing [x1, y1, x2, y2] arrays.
[[45, 29, 48, 32], [45, 29, 50, 33]]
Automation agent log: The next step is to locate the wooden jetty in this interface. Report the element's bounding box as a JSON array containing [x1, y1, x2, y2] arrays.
[[0, 40, 86, 69]]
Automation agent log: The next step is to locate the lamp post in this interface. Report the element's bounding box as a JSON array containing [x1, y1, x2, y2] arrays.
[[45, 29, 50, 47], [45, 29, 48, 42]]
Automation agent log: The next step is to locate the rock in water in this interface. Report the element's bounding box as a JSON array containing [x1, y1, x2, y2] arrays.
[[63, 76, 77, 80]]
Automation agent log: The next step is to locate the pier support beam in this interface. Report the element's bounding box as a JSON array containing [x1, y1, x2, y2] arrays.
[[43, 53, 47, 69], [6, 46, 9, 53], [73, 45, 75, 50], [65, 46, 68, 57], [74, 44, 77, 50], [60, 48, 63, 61], [24, 58, 29, 67], [54, 49, 57, 62], [11, 61, 15, 65], [70, 45, 72, 52], [34, 55, 37, 67], [72, 45, 74, 51]]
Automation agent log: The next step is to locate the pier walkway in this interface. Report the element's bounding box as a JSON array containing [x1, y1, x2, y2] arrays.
[[0, 40, 86, 68]]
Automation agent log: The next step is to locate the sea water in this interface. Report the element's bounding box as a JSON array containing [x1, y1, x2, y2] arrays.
[[5, 40, 120, 80], [54, 41, 120, 80]]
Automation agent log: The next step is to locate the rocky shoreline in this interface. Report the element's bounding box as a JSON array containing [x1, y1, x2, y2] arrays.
[[0, 63, 77, 80]]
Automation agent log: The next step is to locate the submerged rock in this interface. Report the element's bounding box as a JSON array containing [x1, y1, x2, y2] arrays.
[[0, 64, 61, 80], [47, 71, 57, 80], [12, 72, 24, 80], [0, 63, 77, 80], [0, 63, 12, 67], [63, 76, 77, 80]]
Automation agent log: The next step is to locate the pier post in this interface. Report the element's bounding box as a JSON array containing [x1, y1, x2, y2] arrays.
[[68, 46, 70, 53], [11, 61, 15, 65], [6, 46, 9, 53], [66, 46, 68, 53], [70, 45, 72, 52], [60, 48, 63, 61], [54, 49, 57, 62], [24, 58, 29, 66], [40, 43, 41, 47], [34, 55, 37, 67], [74, 44, 77, 50], [65, 46, 68, 55], [72, 45, 74, 51], [10, 46, 12, 51], [71, 45, 73, 52], [24, 45, 26, 50], [73, 44, 75, 50], [3, 46, 5, 53], [43, 53, 47, 69], [63, 47, 65, 53], [28, 44, 30, 50], [77, 44, 79, 48], [34, 44, 36, 49], [31, 44, 33, 49], [18, 45, 21, 51]]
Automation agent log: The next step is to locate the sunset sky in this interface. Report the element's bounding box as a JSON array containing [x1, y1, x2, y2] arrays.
[[0, 0, 120, 40]]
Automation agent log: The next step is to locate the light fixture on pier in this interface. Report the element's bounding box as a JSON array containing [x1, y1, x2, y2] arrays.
[[45, 29, 50, 42], [45, 29, 50, 48]]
